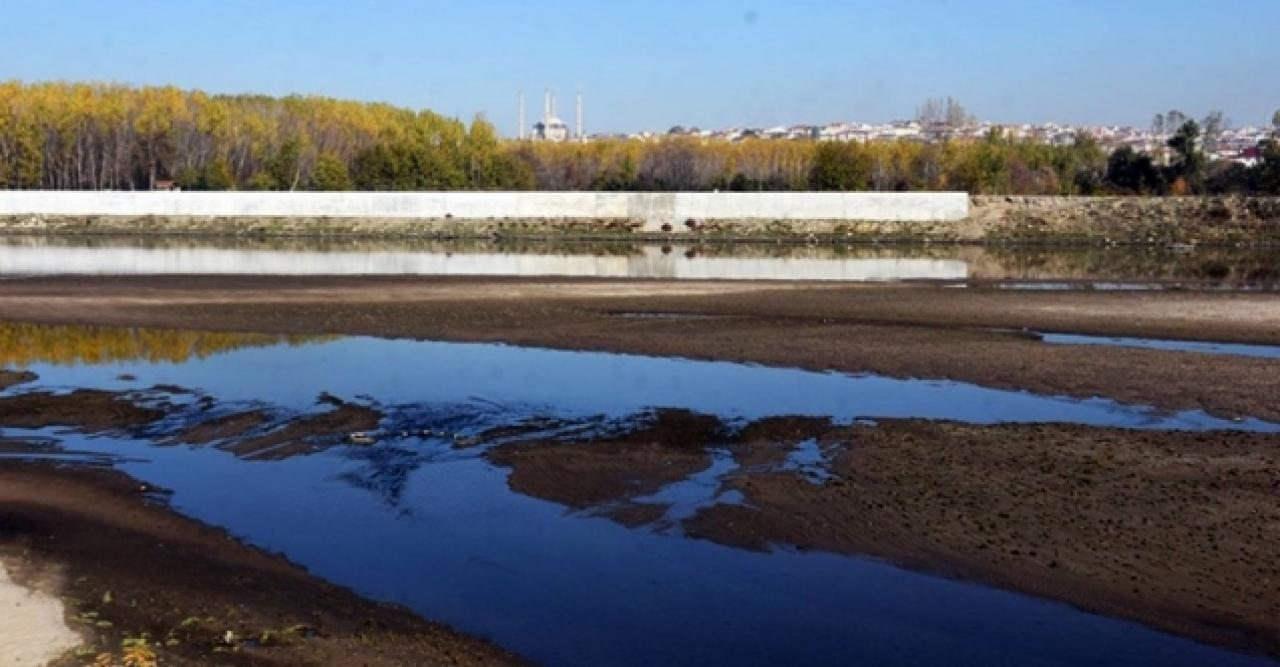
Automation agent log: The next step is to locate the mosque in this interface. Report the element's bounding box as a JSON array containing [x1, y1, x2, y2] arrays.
[[519, 90, 582, 142]]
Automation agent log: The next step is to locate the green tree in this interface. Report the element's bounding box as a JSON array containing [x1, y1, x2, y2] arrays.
[[809, 142, 870, 191], [1105, 146, 1163, 194], [1166, 120, 1205, 193], [1255, 139, 1280, 194], [244, 172, 278, 191], [203, 158, 236, 190], [267, 139, 301, 191], [311, 153, 352, 190]]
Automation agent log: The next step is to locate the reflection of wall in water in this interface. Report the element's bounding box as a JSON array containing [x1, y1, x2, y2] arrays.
[[0, 245, 968, 281]]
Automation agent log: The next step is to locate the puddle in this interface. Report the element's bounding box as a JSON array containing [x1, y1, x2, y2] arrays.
[[781, 438, 837, 484], [1038, 332, 1280, 360], [607, 311, 727, 321], [629, 449, 744, 526], [0, 323, 1276, 666]]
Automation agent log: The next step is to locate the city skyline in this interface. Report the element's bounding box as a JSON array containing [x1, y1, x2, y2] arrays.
[[2, 0, 1278, 135]]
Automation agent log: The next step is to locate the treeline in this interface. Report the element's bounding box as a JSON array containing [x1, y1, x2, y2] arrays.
[[2, 82, 1278, 195], [0, 81, 523, 191]]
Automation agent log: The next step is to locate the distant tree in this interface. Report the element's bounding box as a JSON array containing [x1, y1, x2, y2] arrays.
[[809, 141, 870, 191], [636, 139, 724, 190], [266, 139, 302, 191], [203, 158, 237, 190], [911, 143, 946, 189], [350, 145, 403, 190], [463, 116, 530, 189], [1201, 111, 1226, 153], [944, 98, 975, 128], [916, 97, 973, 127], [243, 172, 277, 191], [1062, 132, 1107, 194], [1166, 120, 1205, 193], [1255, 138, 1280, 194], [1105, 145, 1163, 193], [1205, 161, 1250, 194], [311, 154, 352, 190]]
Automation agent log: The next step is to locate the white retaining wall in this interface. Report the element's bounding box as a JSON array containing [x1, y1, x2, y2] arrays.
[[0, 191, 968, 231]]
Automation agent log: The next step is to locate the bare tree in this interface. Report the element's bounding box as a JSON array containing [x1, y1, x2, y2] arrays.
[[1201, 111, 1226, 153], [916, 97, 974, 128]]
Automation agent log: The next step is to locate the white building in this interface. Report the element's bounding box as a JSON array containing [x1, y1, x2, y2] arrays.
[[529, 90, 581, 143]]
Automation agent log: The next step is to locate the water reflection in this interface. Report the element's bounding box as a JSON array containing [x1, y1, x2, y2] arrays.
[[0, 321, 332, 367], [0, 234, 1277, 285]]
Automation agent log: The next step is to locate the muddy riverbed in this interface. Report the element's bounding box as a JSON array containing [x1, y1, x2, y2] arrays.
[[0, 323, 1277, 665], [0, 238, 1277, 665]]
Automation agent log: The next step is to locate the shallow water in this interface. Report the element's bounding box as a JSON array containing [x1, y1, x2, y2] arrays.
[[0, 234, 1277, 286], [1038, 332, 1280, 360], [1, 325, 1275, 666]]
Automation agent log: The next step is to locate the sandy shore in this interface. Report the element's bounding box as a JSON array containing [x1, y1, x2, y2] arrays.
[[0, 561, 81, 667]]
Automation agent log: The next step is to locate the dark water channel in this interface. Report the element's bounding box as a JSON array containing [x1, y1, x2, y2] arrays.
[[1, 325, 1275, 666]]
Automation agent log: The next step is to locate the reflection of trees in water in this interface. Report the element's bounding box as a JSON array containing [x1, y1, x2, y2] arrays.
[[0, 322, 334, 366]]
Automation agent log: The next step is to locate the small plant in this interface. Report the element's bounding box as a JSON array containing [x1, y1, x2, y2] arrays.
[[121, 635, 159, 667]]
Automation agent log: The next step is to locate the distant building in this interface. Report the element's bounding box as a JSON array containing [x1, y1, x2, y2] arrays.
[[528, 90, 581, 143]]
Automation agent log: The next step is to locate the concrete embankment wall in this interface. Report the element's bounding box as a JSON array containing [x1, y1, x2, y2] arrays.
[[3, 191, 1278, 244], [0, 191, 967, 234]]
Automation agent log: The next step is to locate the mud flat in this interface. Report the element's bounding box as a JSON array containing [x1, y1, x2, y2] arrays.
[[0, 461, 522, 666], [480, 414, 1280, 657], [1, 275, 1277, 421]]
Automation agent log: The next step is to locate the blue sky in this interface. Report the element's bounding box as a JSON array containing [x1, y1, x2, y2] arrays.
[[4, 0, 1277, 135]]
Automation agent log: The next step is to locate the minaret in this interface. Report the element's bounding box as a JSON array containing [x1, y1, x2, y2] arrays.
[[575, 92, 583, 141], [543, 89, 551, 124], [517, 91, 525, 140]]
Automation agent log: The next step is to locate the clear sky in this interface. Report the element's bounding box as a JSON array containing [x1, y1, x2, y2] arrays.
[[3, 0, 1277, 135]]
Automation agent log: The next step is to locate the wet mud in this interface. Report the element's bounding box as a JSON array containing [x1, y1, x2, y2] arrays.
[[0, 368, 36, 391], [482, 413, 1280, 658], [0, 388, 165, 432]]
